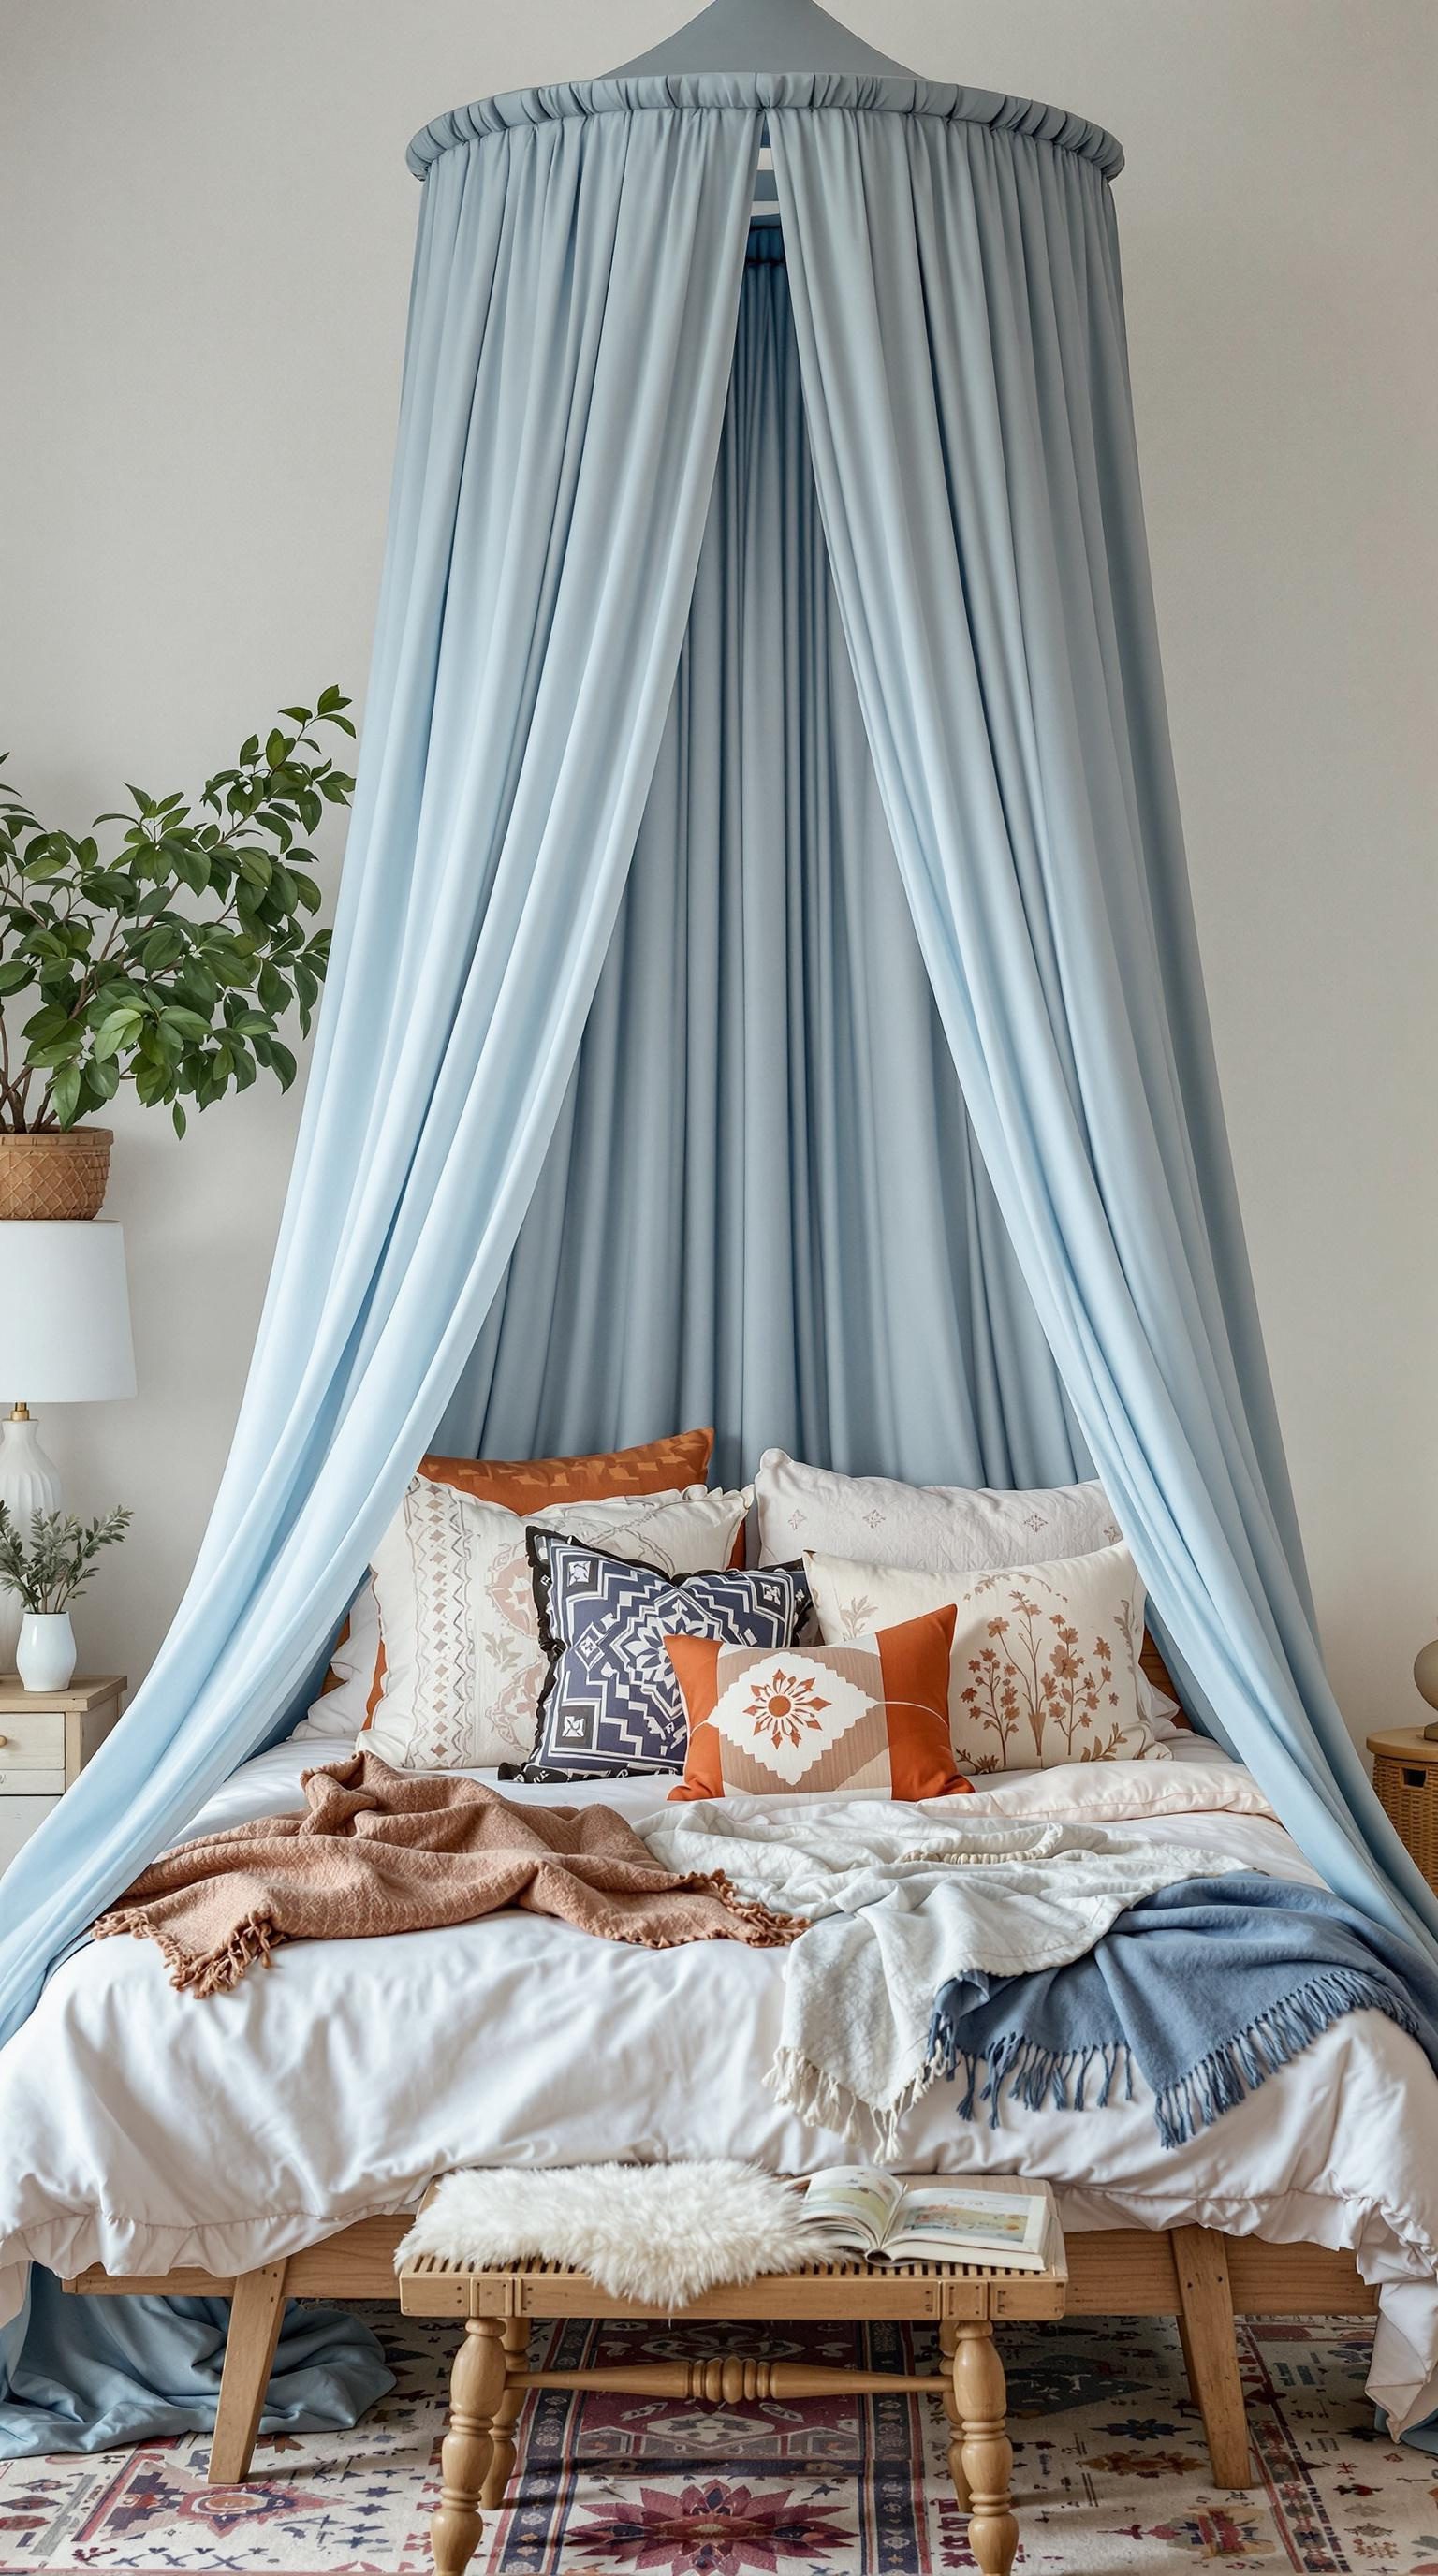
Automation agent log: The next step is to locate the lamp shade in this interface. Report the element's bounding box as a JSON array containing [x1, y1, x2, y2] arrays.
[[0, 1221, 137, 1404]]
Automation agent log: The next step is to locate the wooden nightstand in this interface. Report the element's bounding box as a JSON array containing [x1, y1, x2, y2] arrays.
[[1368, 1728, 1438, 1893], [0, 1674, 125, 1874]]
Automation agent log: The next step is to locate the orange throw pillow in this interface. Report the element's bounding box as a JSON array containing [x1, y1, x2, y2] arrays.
[[664, 1604, 970, 1803], [416, 1429, 713, 1517]]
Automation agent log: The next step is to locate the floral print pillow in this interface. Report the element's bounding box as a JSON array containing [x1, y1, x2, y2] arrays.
[[804, 1543, 1170, 1772]]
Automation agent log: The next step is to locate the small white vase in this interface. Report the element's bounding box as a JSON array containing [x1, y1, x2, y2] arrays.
[[16, 1612, 77, 1693], [0, 1412, 64, 1673]]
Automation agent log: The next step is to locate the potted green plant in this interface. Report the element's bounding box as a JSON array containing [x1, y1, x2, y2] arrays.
[[0, 692, 354, 1217], [0, 1501, 132, 1690]]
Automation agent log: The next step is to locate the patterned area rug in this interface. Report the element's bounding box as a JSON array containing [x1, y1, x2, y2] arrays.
[[2, 2305, 1435, 2574]]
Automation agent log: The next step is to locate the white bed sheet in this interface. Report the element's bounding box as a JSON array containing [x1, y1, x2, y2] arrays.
[[2, 1739, 1436, 2432]]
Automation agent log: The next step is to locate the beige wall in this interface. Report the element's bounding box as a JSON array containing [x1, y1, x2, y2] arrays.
[[2, 1, 1433, 1741]]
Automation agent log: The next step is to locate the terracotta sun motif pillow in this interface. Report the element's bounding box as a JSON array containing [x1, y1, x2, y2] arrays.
[[303, 1429, 717, 1737], [664, 1604, 970, 1802], [803, 1542, 1172, 1773]]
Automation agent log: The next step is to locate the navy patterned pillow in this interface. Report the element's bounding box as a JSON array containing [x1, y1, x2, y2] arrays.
[[509, 1534, 813, 1782]]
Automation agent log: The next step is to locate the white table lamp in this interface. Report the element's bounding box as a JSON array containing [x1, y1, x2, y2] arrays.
[[0, 1222, 137, 1666]]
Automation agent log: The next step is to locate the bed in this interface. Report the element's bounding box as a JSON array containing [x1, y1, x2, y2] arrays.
[[3, 1728, 1435, 2489]]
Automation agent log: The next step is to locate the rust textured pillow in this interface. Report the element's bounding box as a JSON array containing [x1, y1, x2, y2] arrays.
[[416, 1429, 713, 1518], [664, 1604, 969, 1803]]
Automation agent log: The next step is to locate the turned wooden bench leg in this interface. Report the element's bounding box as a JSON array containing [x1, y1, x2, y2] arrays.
[[1172, 2226, 1253, 2489], [209, 2261, 289, 2484], [433, 2317, 506, 2576], [953, 2320, 1017, 2576], [480, 2317, 528, 2510], [938, 2318, 970, 2511]]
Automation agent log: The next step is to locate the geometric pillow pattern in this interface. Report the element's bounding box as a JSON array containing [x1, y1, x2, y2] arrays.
[[513, 1537, 813, 1783], [663, 1604, 970, 1802]]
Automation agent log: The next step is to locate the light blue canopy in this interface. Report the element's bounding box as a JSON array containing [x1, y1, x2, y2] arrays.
[[3, 0, 1435, 2434]]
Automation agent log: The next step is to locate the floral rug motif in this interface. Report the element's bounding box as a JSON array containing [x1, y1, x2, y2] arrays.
[[2, 2305, 1436, 2573]]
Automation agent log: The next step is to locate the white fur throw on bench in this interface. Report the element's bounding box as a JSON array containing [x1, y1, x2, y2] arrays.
[[395, 2160, 832, 2308]]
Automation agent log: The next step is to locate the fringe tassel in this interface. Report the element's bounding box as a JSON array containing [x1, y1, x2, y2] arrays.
[[934, 2031, 1137, 2130], [1150, 1969, 1420, 2149], [765, 2044, 935, 2162], [93, 1906, 279, 1995], [693, 1870, 805, 1947], [929, 1968, 1417, 2144]]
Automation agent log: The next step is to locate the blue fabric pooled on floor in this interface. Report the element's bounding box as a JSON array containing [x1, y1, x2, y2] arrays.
[[0, 2268, 391, 2457]]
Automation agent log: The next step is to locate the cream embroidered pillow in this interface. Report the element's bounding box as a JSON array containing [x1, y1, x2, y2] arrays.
[[367, 1476, 751, 1770], [804, 1542, 1171, 1772]]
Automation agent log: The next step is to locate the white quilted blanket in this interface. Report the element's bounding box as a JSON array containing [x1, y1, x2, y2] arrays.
[[640, 1801, 1237, 2156]]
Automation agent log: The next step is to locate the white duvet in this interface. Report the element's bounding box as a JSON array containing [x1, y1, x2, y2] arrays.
[[2, 1740, 1436, 2433]]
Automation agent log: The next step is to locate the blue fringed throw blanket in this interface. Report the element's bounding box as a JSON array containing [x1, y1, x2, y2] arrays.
[[929, 1874, 1438, 2149]]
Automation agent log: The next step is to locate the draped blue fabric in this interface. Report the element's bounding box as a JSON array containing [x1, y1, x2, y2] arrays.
[[438, 226, 1085, 1493], [0, 102, 762, 2032], [0, 2272, 390, 2455], [3, 36, 1432, 2439], [765, 105, 1438, 1950]]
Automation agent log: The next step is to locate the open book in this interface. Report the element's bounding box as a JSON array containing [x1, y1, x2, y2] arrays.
[[800, 2168, 1055, 2271]]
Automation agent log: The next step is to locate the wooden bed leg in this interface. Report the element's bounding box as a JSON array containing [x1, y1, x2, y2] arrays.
[[433, 2317, 506, 2576], [1172, 2227, 1253, 2489], [209, 2261, 289, 2484], [480, 2317, 527, 2511], [938, 2318, 969, 2510], [953, 2321, 1017, 2576]]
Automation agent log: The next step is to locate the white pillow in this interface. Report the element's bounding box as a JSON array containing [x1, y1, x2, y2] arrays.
[[291, 1575, 384, 1741], [366, 1477, 751, 1770], [755, 1450, 1122, 1575], [804, 1542, 1171, 1772]]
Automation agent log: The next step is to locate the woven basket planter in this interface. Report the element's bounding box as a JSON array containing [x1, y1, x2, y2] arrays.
[[0, 1128, 113, 1221]]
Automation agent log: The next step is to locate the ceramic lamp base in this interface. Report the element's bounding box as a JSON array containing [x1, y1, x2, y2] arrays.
[[0, 1412, 64, 1672]]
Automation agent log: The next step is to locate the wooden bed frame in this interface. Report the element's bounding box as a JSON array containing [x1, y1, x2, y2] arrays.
[[57, 1638, 1396, 2496], [64, 2217, 1378, 2492]]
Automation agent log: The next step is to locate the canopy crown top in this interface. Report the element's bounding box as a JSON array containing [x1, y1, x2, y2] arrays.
[[609, 0, 915, 80], [406, 0, 1123, 182]]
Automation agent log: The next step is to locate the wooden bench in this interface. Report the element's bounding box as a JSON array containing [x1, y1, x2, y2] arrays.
[[398, 2183, 1069, 2576], [65, 2213, 1374, 2496]]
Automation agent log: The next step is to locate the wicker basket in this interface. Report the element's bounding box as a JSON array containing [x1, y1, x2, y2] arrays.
[[1370, 1734, 1438, 1892], [0, 1128, 113, 1221]]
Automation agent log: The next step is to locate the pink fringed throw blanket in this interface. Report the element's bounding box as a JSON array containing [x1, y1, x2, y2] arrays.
[[92, 1752, 800, 1995]]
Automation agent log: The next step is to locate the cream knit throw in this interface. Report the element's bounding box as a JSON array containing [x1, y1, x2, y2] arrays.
[[642, 1803, 1238, 2157]]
